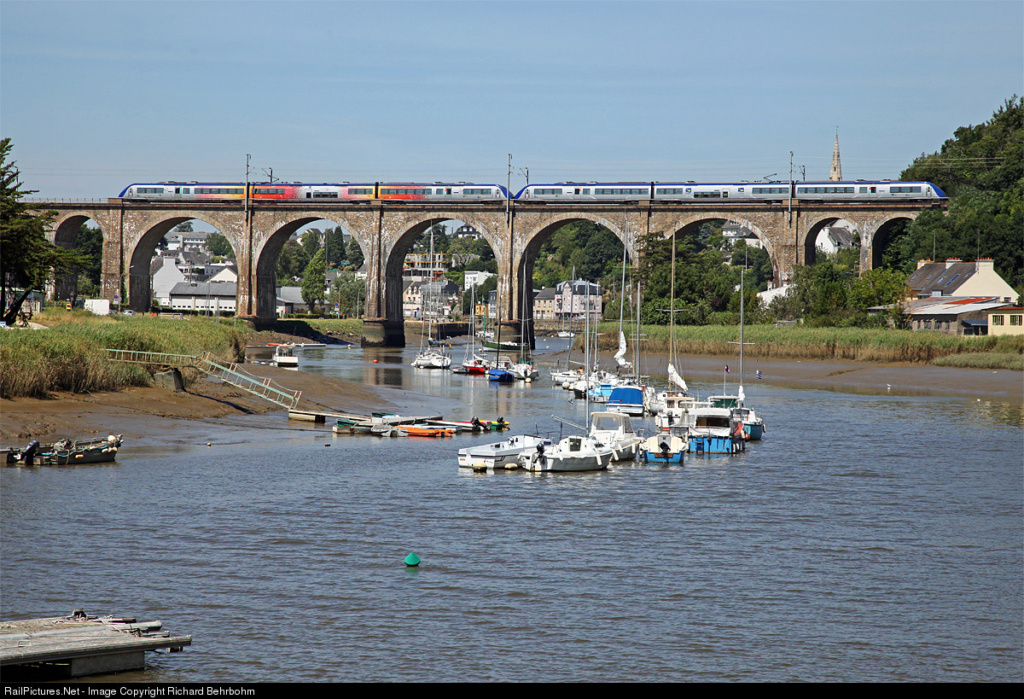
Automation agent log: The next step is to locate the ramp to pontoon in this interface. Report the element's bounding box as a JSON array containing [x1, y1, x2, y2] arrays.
[[106, 349, 302, 410]]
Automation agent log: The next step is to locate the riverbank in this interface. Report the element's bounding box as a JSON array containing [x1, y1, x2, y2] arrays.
[[3, 343, 1021, 446], [541, 349, 1024, 402]]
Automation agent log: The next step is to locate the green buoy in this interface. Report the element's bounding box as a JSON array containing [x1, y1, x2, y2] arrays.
[[404, 552, 421, 567]]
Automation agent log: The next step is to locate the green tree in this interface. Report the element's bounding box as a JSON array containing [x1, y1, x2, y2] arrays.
[[206, 232, 233, 258], [300, 248, 327, 313], [1, 139, 86, 325], [899, 96, 1023, 288], [73, 224, 104, 298], [325, 226, 347, 269], [346, 238, 365, 271], [329, 271, 365, 317]]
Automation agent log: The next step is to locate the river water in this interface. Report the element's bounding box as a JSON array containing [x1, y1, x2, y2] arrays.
[[2, 343, 1021, 683]]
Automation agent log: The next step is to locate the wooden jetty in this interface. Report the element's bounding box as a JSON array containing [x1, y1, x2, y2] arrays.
[[0, 611, 191, 679], [288, 409, 442, 425]]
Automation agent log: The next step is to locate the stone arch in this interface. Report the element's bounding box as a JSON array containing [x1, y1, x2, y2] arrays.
[[47, 212, 106, 302], [380, 212, 505, 330], [864, 214, 919, 272], [653, 211, 778, 283], [251, 215, 370, 320], [125, 212, 236, 313], [514, 212, 634, 346], [800, 215, 855, 268]]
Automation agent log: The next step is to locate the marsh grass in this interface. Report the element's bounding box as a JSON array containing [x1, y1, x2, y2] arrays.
[[0, 314, 247, 398], [592, 322, 1024, 368]]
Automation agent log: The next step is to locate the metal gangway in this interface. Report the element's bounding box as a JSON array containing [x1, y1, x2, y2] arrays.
[[105, 349, 302, 410]]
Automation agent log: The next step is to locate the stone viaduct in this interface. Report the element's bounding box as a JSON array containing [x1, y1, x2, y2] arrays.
[[41, 197, 945, 346]]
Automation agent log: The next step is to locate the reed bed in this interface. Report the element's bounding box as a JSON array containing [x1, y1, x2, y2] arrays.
[[590, 322, 1024, 367], [0, 315, 247, 398]]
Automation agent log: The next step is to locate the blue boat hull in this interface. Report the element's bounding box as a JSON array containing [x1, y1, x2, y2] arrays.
[[640, 450, 684, 464], [688, 435, 746, 454]]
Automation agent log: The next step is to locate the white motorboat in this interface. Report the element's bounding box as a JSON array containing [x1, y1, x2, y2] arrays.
[[518, 434, 613, 472], [272, 344, 299, 368], [655, 392, 707, 431], [457, 435, 553, 470], [688, 406, 735, 439], [588, 411, 642, 461]]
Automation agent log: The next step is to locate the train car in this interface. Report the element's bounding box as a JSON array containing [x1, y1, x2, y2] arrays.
[[514, 183, 653, 201], [118, 182, 247, 200], [377, 183, 510, 201], [249, 184, 377, 201], [652, 183, 793, 202], [793, 181, 946, 200]]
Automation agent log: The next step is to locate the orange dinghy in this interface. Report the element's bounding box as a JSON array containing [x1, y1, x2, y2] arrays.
[[403, 424, 455, 438]]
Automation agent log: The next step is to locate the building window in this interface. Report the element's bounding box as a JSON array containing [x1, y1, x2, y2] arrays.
[[1011, 315, 1023, 326], [992, 315, 1005, 326]]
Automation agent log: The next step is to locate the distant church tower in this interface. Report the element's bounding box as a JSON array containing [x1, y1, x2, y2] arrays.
[[829, 131, 842, 181]]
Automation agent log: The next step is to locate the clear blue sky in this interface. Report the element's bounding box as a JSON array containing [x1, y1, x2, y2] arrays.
[[2, 0, 1021, 199]]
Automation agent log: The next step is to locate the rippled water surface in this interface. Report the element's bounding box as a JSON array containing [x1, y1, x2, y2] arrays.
[[2, 345, 1021, 682]]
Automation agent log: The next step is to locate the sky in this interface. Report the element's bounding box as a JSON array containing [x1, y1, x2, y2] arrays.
[[2, 0, 1022, 201]]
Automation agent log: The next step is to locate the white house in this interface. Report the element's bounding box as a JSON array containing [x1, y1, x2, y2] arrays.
[[168, 281, 237, 315], [464, 271, 495, 291]]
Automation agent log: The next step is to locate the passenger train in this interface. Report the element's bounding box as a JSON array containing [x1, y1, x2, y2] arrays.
[[118, 180, 946, 203]]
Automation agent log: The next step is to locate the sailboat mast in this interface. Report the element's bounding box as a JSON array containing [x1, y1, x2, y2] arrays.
[[739, 268, 744, 390], [670, 231, 677, 368]]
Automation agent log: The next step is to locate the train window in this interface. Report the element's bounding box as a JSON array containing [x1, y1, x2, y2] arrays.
[[890, 186, 922, 193], [138, 187, 165, 194], [535, 188, 562, 195], [694, 191, 722, 198], [313, 192, 338, 198], [595, 188, 646, 195]]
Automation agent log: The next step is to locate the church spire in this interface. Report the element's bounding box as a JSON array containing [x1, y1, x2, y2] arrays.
[[830, 130, 842, 181]]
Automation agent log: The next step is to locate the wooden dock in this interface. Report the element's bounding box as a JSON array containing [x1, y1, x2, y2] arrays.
[[288, 409, 442, 425], [0, 611, 191, 679]]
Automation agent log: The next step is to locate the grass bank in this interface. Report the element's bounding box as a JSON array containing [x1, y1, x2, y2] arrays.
[[589, 322, 1024, 369], [0, 311, 247, 398]]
